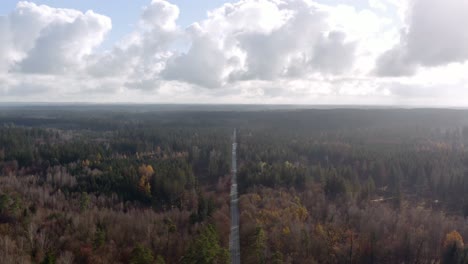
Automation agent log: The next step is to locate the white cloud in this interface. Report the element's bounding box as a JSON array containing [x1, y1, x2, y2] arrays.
[[369, 0, 387, 11], [190, 0, 357, 83], [140, 0, 179, 31], [0, 16, 12, 72], [376, 0, 468, 76], [375, 45, 417, 76], [85, 0, 180, 90], [0, 2, 112, 74], [18, 10, 111, 74], [162, 27, 227, 88], [311, 31, 356, 74], [0, 0, 466, 106]]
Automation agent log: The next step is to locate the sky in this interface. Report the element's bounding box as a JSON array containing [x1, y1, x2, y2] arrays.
[[0, 0, 467, 105]]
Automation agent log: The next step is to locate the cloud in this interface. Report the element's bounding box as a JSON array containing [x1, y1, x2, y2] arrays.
[[0, 16, 12, 72], [18, 10, 111, 74], [376, 0, 468, 76], [0, 2, 111, 74], [310, 31, 356, 74], [140, 0, 179, 30], [167, 0, 357, 86], [86, 0, 179, 82], [125, 78, 161, 91], [374, 46, 416, 76], [233, 5, 326, 80], [0, 0, 466, 105], [368, 0, 387, 11], [162, 0, 299, 84], [236, 1, 356, 80], [162, 28, 227, 88], [2, 81, 50, 96]]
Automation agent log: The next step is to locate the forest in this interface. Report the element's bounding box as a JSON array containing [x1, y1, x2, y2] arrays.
[[2, 105, 468, 263]]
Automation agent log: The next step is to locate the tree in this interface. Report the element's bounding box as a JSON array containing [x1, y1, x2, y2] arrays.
[[183, 225, 229, 264], [0, 148, 5, 161], [444, 231, 464, 249], [79, 192, 90, 212], [164, 218, 177, 254], [272, 251, 283, 264], [0, 194, 11, 214], [93, 224, 106, 250], [442, 230, 464, 264], [155, 255, 166, 264], [324, 173, 347, 200], [190, 193, 215, 224], [253, 226, 267, 264], [138, 164, 153, 195], [130, 244, 154, 264], [41, 252, 56, 264], [138, 175, 151, 195]]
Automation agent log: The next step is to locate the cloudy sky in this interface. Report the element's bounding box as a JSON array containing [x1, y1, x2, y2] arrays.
[[1, 0, 467, 105]]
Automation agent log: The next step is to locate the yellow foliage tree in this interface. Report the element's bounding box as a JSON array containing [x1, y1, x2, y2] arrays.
[[139, 175, 151, 195], [146, 165, 154, 174], [442, 230, 464, 264], [138, 164, 154, 195], [443, 230, 464, 249], [138, 164, 154, 177]]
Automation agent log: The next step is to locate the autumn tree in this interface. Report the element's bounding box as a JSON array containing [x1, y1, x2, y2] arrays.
[[138, 164, 154, 195], [442, 231, 464, 264]]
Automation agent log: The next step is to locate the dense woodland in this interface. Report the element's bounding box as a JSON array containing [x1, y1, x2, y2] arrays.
[[2, 105, 468, 263]]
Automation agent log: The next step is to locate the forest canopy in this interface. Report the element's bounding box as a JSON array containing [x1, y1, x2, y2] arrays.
[[1, 105, 468, 263]]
